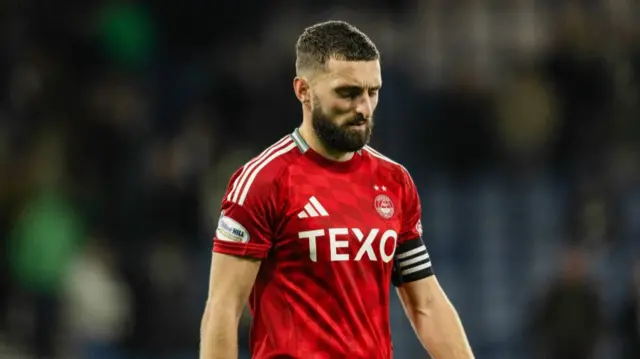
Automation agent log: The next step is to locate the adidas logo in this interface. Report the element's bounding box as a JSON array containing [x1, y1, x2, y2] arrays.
[[297, 196, 329, 218]]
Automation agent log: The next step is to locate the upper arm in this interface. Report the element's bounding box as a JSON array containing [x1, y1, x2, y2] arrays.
[[207, 252, 261, 316], [207, 165, 282, 310], [392, 169, 434, 287]]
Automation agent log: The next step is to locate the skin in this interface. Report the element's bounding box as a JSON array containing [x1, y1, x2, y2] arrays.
[[294, 58, 381, 161], [200, 58, 474, 359]]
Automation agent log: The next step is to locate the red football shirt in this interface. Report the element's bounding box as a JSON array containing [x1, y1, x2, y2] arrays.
[[213, 128, 434, 359]]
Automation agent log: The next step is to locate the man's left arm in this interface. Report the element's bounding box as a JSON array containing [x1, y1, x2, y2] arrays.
[[394, 169, 474, 358], [396, 275, 474, 359]]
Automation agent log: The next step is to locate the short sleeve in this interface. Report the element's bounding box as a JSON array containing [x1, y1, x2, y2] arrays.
[[212, 168, 279, 259], [392, 170, 434, 286], [398, 170, 423, 243]]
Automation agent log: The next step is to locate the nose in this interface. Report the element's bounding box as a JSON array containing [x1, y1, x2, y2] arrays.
[[355, 94, 372, 119]]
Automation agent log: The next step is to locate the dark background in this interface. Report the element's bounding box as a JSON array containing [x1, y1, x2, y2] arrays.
[[1, 1, 639, 358]]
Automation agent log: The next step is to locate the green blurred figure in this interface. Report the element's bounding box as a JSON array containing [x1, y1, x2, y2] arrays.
[[7, 129, 85, 358], [95, 0, 156, 70]]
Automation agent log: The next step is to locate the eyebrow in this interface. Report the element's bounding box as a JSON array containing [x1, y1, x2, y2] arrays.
[[335, 84, 382, 91]]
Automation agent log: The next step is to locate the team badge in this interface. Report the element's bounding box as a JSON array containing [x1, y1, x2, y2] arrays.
[[374, 194, 395, 219]]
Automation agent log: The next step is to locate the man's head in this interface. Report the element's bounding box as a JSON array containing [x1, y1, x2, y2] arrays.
[[293, 21, 381, 153]]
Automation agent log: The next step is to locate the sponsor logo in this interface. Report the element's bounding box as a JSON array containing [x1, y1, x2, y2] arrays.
[[298, 228, 398, 263], [216, 215, 250, 243]]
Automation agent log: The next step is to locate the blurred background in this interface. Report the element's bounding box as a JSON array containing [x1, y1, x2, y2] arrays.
[[0, 0, 639, 358]]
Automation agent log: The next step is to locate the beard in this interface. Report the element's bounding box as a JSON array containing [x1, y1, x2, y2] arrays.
[[311, 98, 373, 153]]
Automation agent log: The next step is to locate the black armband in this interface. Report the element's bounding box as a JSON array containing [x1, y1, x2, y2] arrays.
[[392, 237, 434, 287]]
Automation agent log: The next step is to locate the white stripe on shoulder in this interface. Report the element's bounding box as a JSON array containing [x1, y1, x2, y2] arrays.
[[363, 146, 408, 172], [237, 141, 296, 206], [228, 136, 292, 202]]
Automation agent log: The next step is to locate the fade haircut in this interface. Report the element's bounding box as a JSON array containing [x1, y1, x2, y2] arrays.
[[295, 20, 380, 76]]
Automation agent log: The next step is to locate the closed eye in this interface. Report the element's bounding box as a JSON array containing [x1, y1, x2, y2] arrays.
[[335, 86, 363, 99], [335, 85, 381, 99]]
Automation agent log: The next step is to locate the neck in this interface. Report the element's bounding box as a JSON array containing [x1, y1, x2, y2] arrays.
[[299, 120, 354, 162]]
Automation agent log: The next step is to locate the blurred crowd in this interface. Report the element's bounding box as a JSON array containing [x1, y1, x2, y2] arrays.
[[0, 1, 640, 359]]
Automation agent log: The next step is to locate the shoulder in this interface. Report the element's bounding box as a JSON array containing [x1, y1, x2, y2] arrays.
[[362, 145, 413, 185], [226, 135, 301, 206]]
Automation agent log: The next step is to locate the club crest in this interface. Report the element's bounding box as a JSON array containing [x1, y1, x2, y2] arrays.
[[374, 194, 395, 219]]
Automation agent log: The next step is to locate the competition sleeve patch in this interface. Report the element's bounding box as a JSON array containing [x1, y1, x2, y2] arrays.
[[216, 214, 251, 243], [392, 237, 434, 287]]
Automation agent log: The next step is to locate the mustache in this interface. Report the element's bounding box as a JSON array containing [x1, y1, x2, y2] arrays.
[[344, 113, 371, 126]]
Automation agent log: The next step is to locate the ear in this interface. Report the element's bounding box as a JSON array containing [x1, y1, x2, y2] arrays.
[[293, 77, 310, 106]]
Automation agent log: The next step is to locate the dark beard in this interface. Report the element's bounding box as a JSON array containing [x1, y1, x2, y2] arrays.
[[311, 106, 373, 153]]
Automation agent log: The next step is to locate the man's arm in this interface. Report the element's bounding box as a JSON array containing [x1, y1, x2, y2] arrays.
[[200, 252, 261, 359], [397, 276, 474, 359], [200, 143, 290, 358], [393, 167, 473, 358]]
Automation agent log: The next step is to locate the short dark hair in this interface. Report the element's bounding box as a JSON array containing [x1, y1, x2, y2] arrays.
[[295, 20, 380, 75]]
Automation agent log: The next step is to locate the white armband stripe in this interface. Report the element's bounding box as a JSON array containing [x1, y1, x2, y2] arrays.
[[396, 245, 426, 259], [399, 252, 430, 268], [401, 262, 432, 276]]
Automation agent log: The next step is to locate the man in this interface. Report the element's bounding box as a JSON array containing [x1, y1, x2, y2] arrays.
[[531, 245, 602, 359], [618, 259, 640, 359], [200, 20, 474, 359]]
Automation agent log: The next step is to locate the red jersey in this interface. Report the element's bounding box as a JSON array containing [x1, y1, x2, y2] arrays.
[[213, 128, 434, 359]]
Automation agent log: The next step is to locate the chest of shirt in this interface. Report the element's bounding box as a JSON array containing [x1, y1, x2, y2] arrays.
[[275, 170, 404, 265]]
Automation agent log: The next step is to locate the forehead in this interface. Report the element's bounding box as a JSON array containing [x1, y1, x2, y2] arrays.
[[321, 59, 382, 89]]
